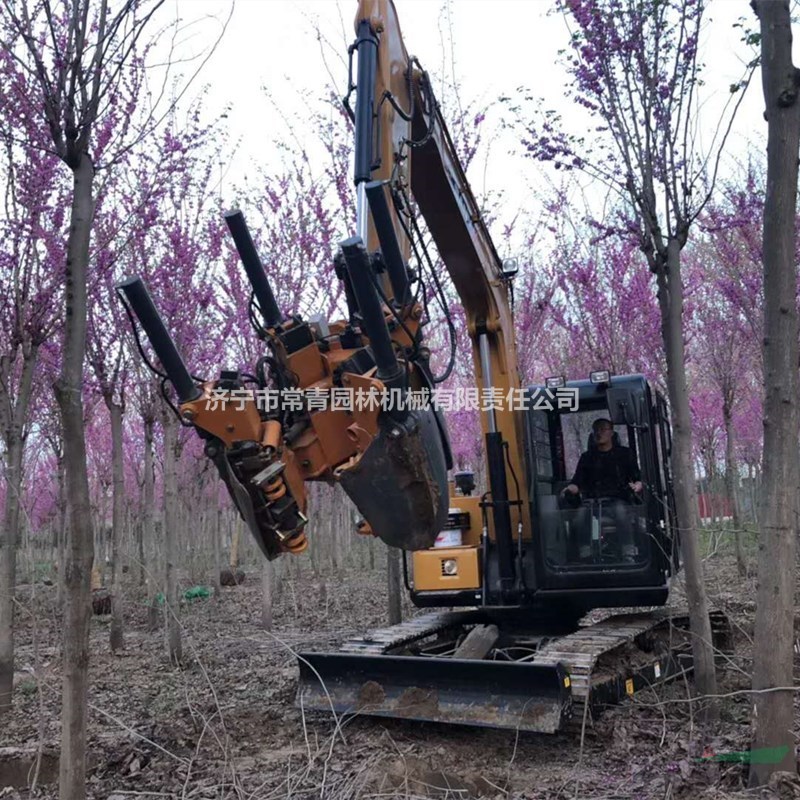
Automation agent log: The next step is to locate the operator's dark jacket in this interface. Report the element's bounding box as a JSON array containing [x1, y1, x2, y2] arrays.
[[570, 445, 641, 500]]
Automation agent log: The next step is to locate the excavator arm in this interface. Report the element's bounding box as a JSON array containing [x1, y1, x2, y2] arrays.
[[348, 0, 531, 594], [117, 0, 527, 574], [117, 206, 450, 558]]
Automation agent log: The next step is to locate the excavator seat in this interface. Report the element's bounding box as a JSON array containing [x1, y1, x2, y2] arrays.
[[575, 497, 644, 563], [538, 478, 647, 568]]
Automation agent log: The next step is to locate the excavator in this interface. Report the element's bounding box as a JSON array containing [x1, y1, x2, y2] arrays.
[[118, 0, 729, 733]]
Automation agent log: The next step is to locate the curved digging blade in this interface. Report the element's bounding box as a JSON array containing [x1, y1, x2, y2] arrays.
[[296, 652, 572, 734], [208, 446, 281, 560], [338, 408, 448, 551]]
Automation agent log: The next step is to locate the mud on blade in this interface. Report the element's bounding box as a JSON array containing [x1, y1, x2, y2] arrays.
[[338, 407, 449, 551], [296, 652, 572, 734]]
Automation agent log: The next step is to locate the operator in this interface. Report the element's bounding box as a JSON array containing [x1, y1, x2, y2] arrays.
[[562, 418, 643, 561]]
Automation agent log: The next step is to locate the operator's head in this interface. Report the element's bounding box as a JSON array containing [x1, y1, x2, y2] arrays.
[[592, 417, 614, 446]]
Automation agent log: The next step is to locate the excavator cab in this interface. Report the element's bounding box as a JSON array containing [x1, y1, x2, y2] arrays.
[[409, 374, 678, 614], [525, 374, 679, 607]]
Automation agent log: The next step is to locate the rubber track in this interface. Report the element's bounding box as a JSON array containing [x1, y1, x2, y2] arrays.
[[531, 609, 673, 699], [338, 610, 478, 655]]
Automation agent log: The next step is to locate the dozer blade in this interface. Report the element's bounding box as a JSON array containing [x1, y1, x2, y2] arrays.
[[296, 652, 572, 733]]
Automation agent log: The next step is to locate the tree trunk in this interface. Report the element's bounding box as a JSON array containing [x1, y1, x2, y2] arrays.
[[213, 507, 222, 600], [748, 462, 759, 525], [161, 411, 182, 664], [135, 518, 144, 587], [229, 524, 240, 570], [387, 547, 402, 625], [0, 344, 38, 715], [722, 399, 746, 576], [749, 0, 800, 785], [108, 399, 125, 652], [56, 453, 67, 608], [657, 238, 717, 716], [261, 558, 273, 631], [55, 152, 96, 800], [142, 415, 159, 629], [751, 464, 761, 526], [0, 438, 24, 714]]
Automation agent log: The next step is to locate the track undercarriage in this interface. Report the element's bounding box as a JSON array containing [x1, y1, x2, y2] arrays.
[[297, 609, 731, 734]]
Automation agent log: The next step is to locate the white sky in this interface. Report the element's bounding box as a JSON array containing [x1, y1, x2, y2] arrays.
[[170, 0, 767, 252]]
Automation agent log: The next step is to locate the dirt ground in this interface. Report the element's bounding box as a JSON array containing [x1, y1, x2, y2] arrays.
[[2, 551, 798, 800]]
